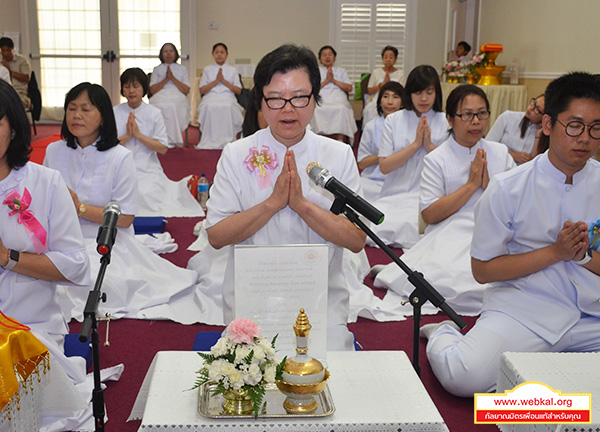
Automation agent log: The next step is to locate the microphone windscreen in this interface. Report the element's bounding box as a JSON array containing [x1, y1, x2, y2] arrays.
[[103, 202, 122, 217]]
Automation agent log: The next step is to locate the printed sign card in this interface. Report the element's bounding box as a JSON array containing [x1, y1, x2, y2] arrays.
[[234, 244, 328, 360]]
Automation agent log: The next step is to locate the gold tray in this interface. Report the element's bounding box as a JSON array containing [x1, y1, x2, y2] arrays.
[[198, 382, 335, 419]]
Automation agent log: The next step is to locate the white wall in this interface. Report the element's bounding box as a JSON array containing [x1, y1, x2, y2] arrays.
[[194, 0, 330, 70], [479, 0, 600, 77]]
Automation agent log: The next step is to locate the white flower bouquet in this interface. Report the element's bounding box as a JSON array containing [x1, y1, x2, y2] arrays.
[[193, 318, 285, 418]]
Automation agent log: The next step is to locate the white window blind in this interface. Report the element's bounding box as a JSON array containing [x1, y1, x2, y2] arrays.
[[332, 1, 415, 88]]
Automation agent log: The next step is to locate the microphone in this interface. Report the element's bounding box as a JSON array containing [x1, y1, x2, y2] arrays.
[[96, 202, 121, 255], [307, 163, 384, 225]]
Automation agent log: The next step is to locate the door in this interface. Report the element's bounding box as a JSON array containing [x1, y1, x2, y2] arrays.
[[29, 0, 184, 111]]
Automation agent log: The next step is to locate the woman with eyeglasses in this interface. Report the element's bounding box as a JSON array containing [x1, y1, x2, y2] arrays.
[[190, 44, 370, 349], [374, 85, 515, 317], [368, 65, 448, 249], [196, 42, 244, 149], [486, 94, 545, 164]]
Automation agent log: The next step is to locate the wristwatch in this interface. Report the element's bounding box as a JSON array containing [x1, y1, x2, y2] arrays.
[[3, 249, 19, 271], [78, 203, 86, 217], [575, 247, 593, 266]]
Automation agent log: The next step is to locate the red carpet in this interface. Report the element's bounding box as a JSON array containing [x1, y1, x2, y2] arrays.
[[32, 125, 493, 431]]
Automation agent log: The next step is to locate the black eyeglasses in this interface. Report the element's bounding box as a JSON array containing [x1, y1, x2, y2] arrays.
[[554, 118, 600, 140], [263, 94, 312, 110], [529, 98, 544, 115], [454, 110, 490, 122]]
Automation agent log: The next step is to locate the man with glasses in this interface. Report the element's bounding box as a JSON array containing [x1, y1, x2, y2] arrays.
[[422, 72, 600, 397], [486, 95, 546, 164]]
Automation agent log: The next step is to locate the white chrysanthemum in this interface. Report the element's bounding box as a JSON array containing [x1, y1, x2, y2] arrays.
[[210, 337, 230, 357], [244, 363, 263, 386], [263, 365, 276, 383], [252, 345, 266, 361], [234, 344, 252, 363], [259, 338, 276, 358], [228, 369, 244, 389], [207, 359, 230, 382]]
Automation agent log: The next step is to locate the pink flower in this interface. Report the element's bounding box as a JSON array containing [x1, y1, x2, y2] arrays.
[[227, 318, 262, 344]]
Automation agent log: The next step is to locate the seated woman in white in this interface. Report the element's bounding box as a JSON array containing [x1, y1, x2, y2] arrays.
[[0, 80, 94, 430], [188, 45, 380, 349], [362, 45, 404, 127], [374, 84, 515, 317], [370, 65, 448, 249], [149, 43, 191, 147], [357, 81, 404, 203], [310, 45, 357, 143], [196, 42, 244, 149], [44, 82, 199, 324], [486, 94, 545, 164], [114, 68, 203, 217]]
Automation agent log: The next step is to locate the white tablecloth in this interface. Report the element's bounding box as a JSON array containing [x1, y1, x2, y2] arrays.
[[129, 350, 448, 432], [497, 352, 600, 432], [441, 83, 528, 132]]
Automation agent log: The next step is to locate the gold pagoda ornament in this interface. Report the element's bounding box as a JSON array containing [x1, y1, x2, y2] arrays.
[[275, 309, 330, 413], [476, 43, 505, 86]]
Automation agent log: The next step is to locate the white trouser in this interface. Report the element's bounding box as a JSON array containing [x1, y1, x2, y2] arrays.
[[426, 310, 600, 397]]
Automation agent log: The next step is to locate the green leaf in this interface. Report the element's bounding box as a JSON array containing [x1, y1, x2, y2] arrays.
[[275, 356, 287, 381]]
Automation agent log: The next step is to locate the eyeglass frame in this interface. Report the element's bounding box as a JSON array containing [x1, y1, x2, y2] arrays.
[[529, 98, 544, 116], [453, 110, 491, 122], [553, 117, 600, 140], [262, 94, 313, 110]]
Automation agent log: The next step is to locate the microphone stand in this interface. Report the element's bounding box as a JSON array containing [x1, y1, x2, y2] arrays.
[[79, 227, 116, 432], [330, 197, 466, 377]]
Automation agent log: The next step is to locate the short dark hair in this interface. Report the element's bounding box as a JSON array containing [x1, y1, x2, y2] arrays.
[[253, 44, 321, 111], [0, 37, 14, 49], [120, 67, 149, 97], [404, 65, 443, 113], [445, 84, 489, 134], [318, 45, 337, 59], [212, 42, 228, 53], [0, 80, 31, 169], [61, 82, 119, 152], [158, 43, 180, 63], [445, 84, 489, 117], [376, 81, 404, 116], [457, 41, 471, 54], [381, 45, 398, 59], [544, 72, 600, 126]]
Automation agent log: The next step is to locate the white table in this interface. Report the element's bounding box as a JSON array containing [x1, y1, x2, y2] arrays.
[[129, 350, 448, 432], [496, 352, 600, 432]]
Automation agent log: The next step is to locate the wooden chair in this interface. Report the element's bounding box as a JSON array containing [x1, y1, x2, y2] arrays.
[[27, 71, 41, 135]]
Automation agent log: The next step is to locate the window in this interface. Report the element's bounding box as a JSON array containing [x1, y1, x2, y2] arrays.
[[331, 1, 416, 88]]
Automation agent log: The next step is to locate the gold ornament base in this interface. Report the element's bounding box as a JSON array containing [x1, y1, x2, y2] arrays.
[[222, 388, 253, 415], [447, 76, 460, 84], [466, 73, 478, 85], [475, 65, 505, 86]]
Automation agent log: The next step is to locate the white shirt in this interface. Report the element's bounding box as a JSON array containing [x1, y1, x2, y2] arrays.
[[44, 139, 138, 239], [114, 102, 170, 173], [150, 62, 190, 93], [200, 63, 241, 99], [319, 66, 351, 100], [0, 162, 90, 334], [0, 65, 11, 85], [357, 115, 386, 181], [378, 109, 449, 197], [420, 136, 515, 213], [472, 152, 600, 344], [486, 110, 538, 154]]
